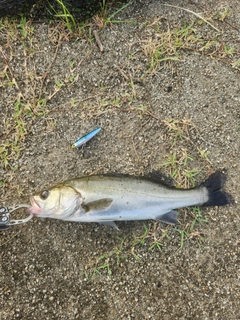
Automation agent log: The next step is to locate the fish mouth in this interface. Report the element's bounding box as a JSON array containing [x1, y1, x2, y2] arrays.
[[26, 196, 42, 216]]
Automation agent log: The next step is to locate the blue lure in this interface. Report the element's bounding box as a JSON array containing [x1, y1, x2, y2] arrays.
[[72, 127, 101, 148]]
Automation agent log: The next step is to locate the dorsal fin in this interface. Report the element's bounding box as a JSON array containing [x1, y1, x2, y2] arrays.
[[145, 171, 176, 187], [101, 171, 176, 187]]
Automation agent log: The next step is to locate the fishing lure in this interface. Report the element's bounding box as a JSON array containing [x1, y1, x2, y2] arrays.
[[71, 127, 101, 149]]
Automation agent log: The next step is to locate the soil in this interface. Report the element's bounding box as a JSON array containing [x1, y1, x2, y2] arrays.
[[0, 0, 239, 319]]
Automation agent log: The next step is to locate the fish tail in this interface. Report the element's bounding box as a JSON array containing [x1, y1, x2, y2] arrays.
[[200, 170, 234, 206]]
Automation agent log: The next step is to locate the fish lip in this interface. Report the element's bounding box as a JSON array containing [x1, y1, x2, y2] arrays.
[[26, 196, 41, 216]]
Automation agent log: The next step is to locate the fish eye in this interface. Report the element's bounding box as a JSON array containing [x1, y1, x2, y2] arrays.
[[40, 190, 50, 200]]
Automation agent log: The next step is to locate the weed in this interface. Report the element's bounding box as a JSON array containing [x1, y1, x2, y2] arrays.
[[148, 240, 162, 251], [54, 78, 64, 90], [135, 105, 148, 118], [223, 45, 235, 56], [110, 97, 121, 108], [132, 223, 149, 248], [0, 140, 22, 169], [198, 149, 211, 169], [93, 0, 135, 29], [216, 6, 230, 21], [87, 236, 126, 279], [142, 22, 197, 72], [148, 224, 169, 251], [142, 18, 240, 72], [130, 225, 149, 259], [231, 59, 240, 69], [48, 0, 77, 33], [173, 206, 208, 249], [183, 169, 200, 186], [163, 119, 195, 145], [0, 17, 18, 41], [174, 227, 188, 250], [174, 207, 207, 249], [159, 148, 200, 188], [198, 149, 210, 161], [91, 253, 112, 279], [189, 206, 208, 230], [17, 16, 34, 39]]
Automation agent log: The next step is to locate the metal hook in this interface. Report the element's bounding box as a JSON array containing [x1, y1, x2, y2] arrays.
[[0, 204, 32, 231]]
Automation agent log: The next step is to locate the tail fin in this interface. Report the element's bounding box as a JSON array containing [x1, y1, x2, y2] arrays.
[[200, 170, 234, 206]]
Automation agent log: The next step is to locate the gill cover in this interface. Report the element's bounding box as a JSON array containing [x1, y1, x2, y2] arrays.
[[28, 185, 82, 219]]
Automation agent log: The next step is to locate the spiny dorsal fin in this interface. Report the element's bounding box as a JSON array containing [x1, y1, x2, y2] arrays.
[[145, 171, 176, 187], [103, 171, 176, 187]]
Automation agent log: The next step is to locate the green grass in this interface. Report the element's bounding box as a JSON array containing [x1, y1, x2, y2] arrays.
[[174, 207, 208, 250], [85, 236, 126, 279], [93, 0, 135, 29], [142, 18, 240, 72], [160, 150, 198, 188], [45, 0, 136, 34], [47, 0, 77, 33]]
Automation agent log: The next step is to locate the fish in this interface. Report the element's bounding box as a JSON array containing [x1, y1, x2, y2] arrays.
[[71, 127, 101, 148], [26, 170, 233, 229]]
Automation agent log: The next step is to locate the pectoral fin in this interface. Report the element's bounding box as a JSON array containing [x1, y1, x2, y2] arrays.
[[99, 221, 119, 230], [82, 198, 113, 213], [156, 210, 179, 225]]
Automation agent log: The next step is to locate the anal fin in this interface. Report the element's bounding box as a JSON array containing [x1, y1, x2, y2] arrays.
[[156, 210, 179, 225]]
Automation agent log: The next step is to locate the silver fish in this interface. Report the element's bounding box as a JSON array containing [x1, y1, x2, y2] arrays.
[[27, 170, 233, 229]]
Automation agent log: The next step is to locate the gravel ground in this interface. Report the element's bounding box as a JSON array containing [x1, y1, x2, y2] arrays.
[[0, 0, 239, 319]]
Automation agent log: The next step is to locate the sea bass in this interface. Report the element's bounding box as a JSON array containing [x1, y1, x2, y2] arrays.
[[27, 170, 233, 229]]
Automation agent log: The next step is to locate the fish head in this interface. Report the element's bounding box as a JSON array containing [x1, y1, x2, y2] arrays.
[[27, 184, 82, 219]]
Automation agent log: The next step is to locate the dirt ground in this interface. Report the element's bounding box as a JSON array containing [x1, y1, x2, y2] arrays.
[[0, 0, 239, 319]]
